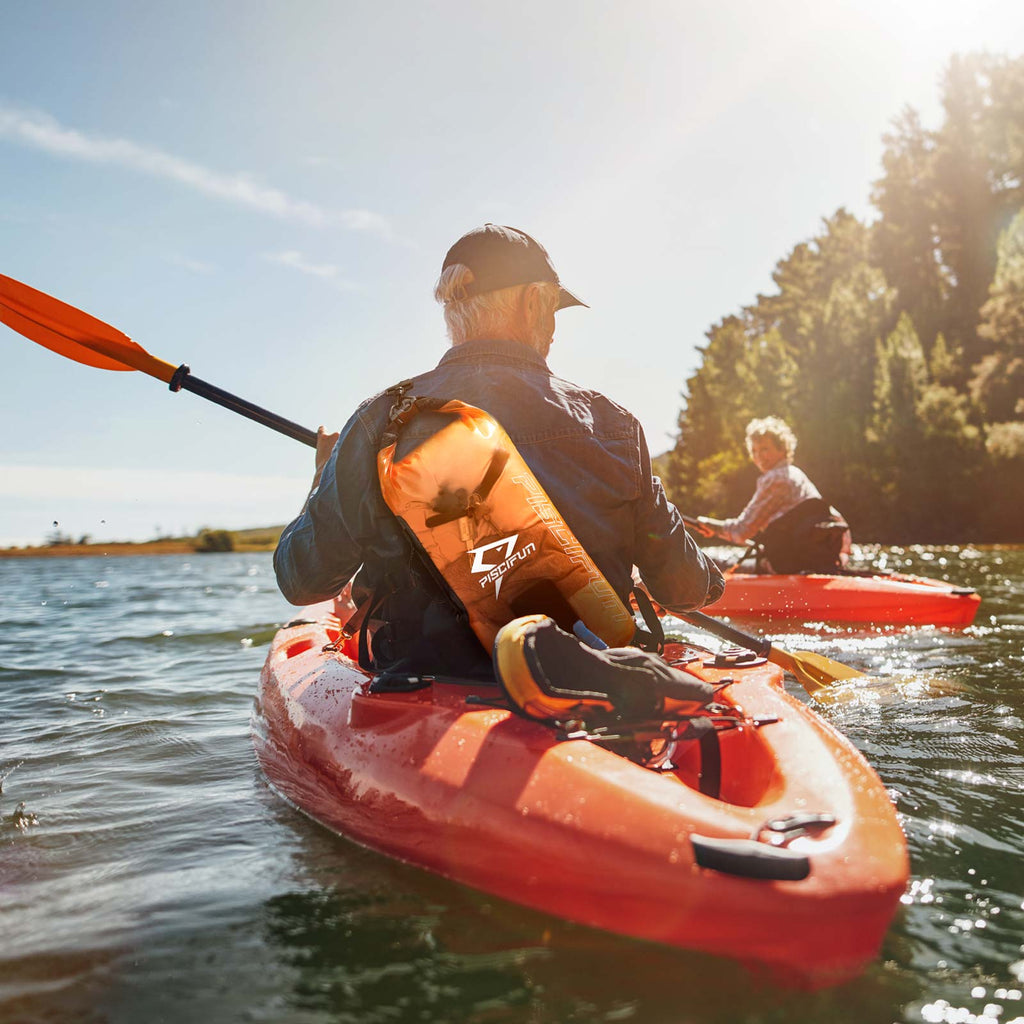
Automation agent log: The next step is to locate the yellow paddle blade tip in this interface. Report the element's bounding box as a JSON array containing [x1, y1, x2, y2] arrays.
[[794, 651, 866, 681], [769, 646, 865, 696]]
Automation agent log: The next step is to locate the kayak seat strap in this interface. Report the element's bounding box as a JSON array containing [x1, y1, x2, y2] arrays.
[[676, 716, 721, 798]]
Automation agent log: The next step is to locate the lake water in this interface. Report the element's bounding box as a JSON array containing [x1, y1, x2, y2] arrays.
[[1, 547, 1022, 1024]]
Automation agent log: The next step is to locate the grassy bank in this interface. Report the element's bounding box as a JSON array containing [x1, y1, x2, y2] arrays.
[[0, 526, 284, 558]]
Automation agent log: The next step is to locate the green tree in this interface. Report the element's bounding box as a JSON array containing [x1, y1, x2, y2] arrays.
[[871, 55, 1024, 379], [971, 207, 1024, 422], [931, 55, 1024, 369], [666, 52, 1024, 542], [871, 107, 948, 350], [193, 529, 235, 553], [976, 422, 1024, 540], [798, 253, 894, 525], [928, 332, 959, 386], [671, 315, 763, 515], [868, 314, 980, 539], [751, 211, 895, 525]]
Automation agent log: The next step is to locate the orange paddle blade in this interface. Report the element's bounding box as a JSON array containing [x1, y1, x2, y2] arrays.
[[0, 274, 177, 382]]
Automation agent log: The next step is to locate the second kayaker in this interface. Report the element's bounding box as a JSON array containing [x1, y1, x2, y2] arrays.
[[693, 416, 852, 573], [274, 223, 724, 677]]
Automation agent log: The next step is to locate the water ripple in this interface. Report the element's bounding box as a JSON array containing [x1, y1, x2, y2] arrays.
[[1, 549, 1023, 1024]]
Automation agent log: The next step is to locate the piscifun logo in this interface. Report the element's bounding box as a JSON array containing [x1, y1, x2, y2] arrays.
[[468, 533, 537, 598]]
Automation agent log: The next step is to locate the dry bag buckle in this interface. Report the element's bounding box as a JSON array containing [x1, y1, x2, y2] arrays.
[[388, 395, 416, 422], [386, 379, 417, 423]]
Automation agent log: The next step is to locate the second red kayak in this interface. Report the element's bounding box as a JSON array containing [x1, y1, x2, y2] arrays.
[[706, 570, 980, 626]]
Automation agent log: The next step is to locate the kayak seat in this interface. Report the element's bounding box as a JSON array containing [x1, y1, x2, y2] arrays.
[[493, 614, 715, 725], [754, 498, 848, 574]]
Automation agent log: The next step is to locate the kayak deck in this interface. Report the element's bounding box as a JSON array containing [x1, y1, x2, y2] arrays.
[[707, 570, 980, 625], [253, 600, 908, 988]]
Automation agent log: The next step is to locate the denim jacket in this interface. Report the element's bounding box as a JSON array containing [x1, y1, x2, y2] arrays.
[[274, 339, 723, 670]]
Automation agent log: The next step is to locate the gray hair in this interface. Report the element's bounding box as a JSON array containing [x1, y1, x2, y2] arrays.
[[434, 264, 559, 344], [745, 416, 797, 460]]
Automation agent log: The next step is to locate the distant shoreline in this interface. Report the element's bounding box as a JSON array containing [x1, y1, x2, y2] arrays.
[[0, 540, 198, 558], [0, 540, 279, 558], [0, 527, 282, 559]]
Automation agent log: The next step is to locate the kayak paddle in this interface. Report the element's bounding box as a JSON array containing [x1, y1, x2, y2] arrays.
[[0, 273, 864, 694], [681, 609, 863, 695], [678, 514, 865, 688], [0, 273, 317, 448], [680, 511, 719, 538]]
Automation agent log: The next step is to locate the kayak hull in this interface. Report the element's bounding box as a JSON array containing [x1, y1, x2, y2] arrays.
[[708, 571, 980, 626], [253, 600, 908, 988]]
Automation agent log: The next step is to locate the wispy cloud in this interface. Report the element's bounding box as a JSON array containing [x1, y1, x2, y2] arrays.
[[264, 250, 362, 289], [0, 104, 390, 237]]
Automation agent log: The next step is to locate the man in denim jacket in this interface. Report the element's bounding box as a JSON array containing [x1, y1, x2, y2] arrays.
[[275, 224, 724, 677]]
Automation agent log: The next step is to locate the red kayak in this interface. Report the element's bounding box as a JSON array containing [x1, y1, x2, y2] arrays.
[[253, 597, 909, 988], [707, 570, 980, 626]]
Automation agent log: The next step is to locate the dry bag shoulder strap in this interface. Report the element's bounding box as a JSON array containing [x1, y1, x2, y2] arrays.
[[379, 381, 451, 451]]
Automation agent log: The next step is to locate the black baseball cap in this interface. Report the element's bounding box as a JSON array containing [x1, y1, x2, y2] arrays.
[[441, 224, 587, 310]]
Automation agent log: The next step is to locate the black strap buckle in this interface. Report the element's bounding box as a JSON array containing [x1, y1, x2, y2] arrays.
[[385, 379, 417, 422]]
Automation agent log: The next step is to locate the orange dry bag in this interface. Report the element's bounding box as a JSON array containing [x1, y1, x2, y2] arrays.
[[377, 396, 636, 652]]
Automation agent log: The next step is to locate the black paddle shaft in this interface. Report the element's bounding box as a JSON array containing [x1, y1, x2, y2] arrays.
[[169, 364, 317, 448], [681, 609, 772, 659], [680, 512, 732, 543]]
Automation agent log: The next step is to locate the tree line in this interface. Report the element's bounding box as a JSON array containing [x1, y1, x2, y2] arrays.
[[661, 53, 1024, 543]]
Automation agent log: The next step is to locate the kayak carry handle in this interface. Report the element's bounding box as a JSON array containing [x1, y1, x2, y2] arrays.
[[690, 834, 810, 881]]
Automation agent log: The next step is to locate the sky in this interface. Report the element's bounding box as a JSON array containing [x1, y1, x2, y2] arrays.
[[2, 0, 1023, 546]]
